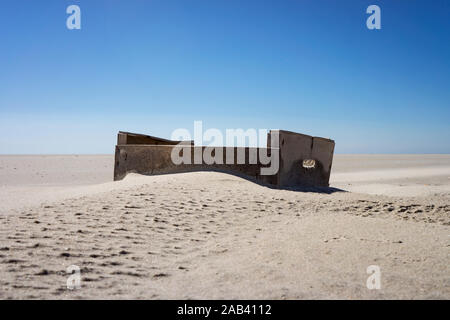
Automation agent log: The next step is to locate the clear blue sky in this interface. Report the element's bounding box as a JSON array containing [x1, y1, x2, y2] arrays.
[[0, 0, 449, 154]]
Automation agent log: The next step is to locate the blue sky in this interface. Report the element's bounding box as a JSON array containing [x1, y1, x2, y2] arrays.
[[0, 0, 449, 154]]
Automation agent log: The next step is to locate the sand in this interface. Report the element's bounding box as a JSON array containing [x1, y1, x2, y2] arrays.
[[0, 154, 449, 299]]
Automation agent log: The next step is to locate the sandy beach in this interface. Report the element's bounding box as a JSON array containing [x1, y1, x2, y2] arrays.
[[0, 154, 449, 299]]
